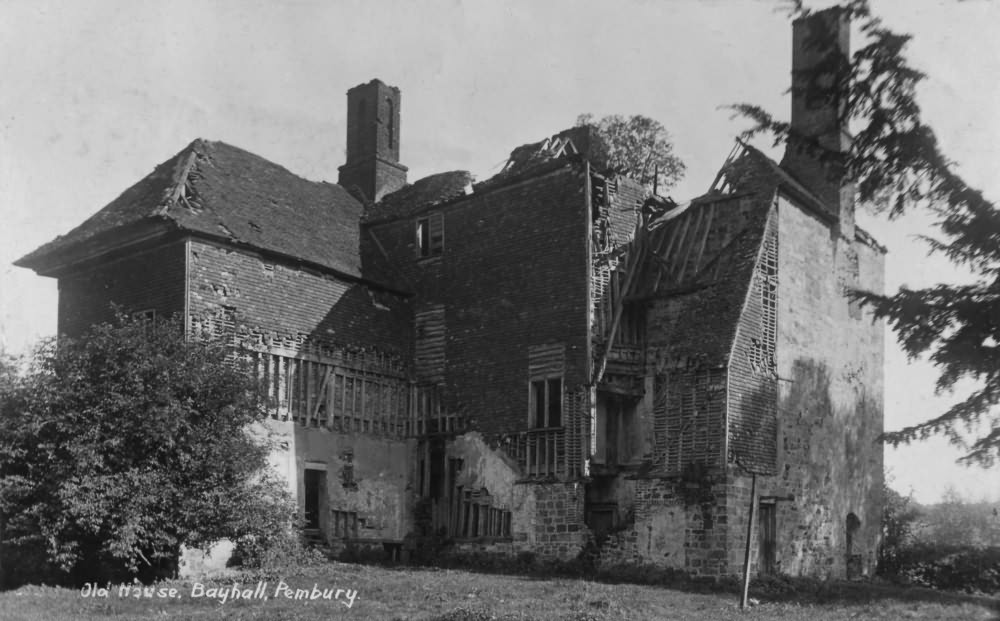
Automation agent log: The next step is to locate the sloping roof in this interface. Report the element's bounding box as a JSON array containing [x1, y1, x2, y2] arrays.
[[364, 170, 472, 223], [16, 139, 365, 277], [643, 196, 774, 367]]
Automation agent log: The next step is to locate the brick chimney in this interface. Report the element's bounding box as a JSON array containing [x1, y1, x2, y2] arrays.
[[780, 7, 854, 238], [338, 79, 408, 203]]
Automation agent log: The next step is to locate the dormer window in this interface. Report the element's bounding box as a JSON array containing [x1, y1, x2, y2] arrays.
[[416, 212, 444, 258]]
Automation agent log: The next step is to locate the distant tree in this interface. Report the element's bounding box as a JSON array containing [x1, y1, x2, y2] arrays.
[[878, 481, 922, 575], [918, 486, 1000, 549], [0, 314, 292, 584], [576, 113, 686, 192], [730, 0, 1000, 465]]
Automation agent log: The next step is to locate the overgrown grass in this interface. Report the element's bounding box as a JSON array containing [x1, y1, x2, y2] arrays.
[[0, 560, 996, 621]]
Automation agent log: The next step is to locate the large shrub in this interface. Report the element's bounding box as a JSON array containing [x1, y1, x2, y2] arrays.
[[893, 544, 1000, 594], [0, 314, 291, 585]]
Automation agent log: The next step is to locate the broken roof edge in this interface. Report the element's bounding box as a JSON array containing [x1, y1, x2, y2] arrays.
[[364, 158, 584, 227], [721, 196, 779, 371], [733, 140, 886, 253], [362, 170, 473, 225]]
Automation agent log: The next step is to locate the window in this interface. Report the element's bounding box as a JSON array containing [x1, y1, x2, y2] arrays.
[[132, 309, 156, 322], [530, 377, 562, 428], [132, 309, 156, 337], [416, 212, 444, 258]]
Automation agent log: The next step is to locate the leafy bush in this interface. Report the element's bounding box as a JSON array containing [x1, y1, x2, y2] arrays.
[[891, 543, 1000, 594], [0, 314, 293, 586]]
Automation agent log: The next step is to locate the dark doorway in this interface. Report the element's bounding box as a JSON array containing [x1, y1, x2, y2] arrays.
[[758, 502, 777, 575], [846, 512, 862, 579], [304, 469, 326, 531]]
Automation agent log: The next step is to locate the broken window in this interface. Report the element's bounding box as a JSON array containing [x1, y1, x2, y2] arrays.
[[416, 212, 444, 258], [530, 377, 562, 428], [618, 304, 645, 347]]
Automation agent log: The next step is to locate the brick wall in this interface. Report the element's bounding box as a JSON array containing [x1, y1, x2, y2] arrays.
[[187, 239, 410, 356], [365, 165, 590, 436], [57, 240, 186, 336]]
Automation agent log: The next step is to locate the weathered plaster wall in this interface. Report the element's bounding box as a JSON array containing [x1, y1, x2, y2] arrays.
[[266, 419, 416, 542], [726, 194, 884, 578]]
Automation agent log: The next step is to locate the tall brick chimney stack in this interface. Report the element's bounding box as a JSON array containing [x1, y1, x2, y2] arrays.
[[780, 7, 855, 239], [338, 79, 408, 203]]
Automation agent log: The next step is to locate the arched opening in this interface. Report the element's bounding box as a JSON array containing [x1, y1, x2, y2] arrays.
[[846, 512, 861, 579]]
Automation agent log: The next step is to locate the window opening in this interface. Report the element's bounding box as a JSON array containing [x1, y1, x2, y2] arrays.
[[416, 213, 444, 258], [530, 377, 562, 428]]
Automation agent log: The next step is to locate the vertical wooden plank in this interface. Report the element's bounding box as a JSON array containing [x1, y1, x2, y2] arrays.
[[278, 356, 287, 419], [324, 367, 334, 428], [360, 375, 367, 433], [662, 211, 692, 286], [304, 360, 310, 423], [677, 205, 706, 282], [340, 372, 347, 432]]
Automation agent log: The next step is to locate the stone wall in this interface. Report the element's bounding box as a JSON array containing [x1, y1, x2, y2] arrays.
[[725, 194, 885, 579], [597, 478, 730, 575]]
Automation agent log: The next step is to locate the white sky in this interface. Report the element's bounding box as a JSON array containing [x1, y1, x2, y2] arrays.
[[1, 0, 998, 504]]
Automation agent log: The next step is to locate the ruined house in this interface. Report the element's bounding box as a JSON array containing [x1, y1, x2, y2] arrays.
[[15, 8, 883, 578]]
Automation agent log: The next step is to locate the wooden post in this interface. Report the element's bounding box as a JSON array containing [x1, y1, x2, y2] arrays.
[[740, 472, 758, 610]]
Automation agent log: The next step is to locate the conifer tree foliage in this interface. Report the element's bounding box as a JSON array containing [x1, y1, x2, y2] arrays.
[[731, 0, 1000, 465], [0, 314, 292, 583], [576, 113, 686, 191]]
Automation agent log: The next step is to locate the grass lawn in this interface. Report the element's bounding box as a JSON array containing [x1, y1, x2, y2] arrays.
[[0, 562, 996, 621]]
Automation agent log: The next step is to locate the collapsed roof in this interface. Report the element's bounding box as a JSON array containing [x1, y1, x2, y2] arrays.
[[16, 139, 366, 278]]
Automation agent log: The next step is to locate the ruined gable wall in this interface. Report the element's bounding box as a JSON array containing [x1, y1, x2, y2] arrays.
[[57, 240, 186, 335], [727, 194, 884, 578]]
